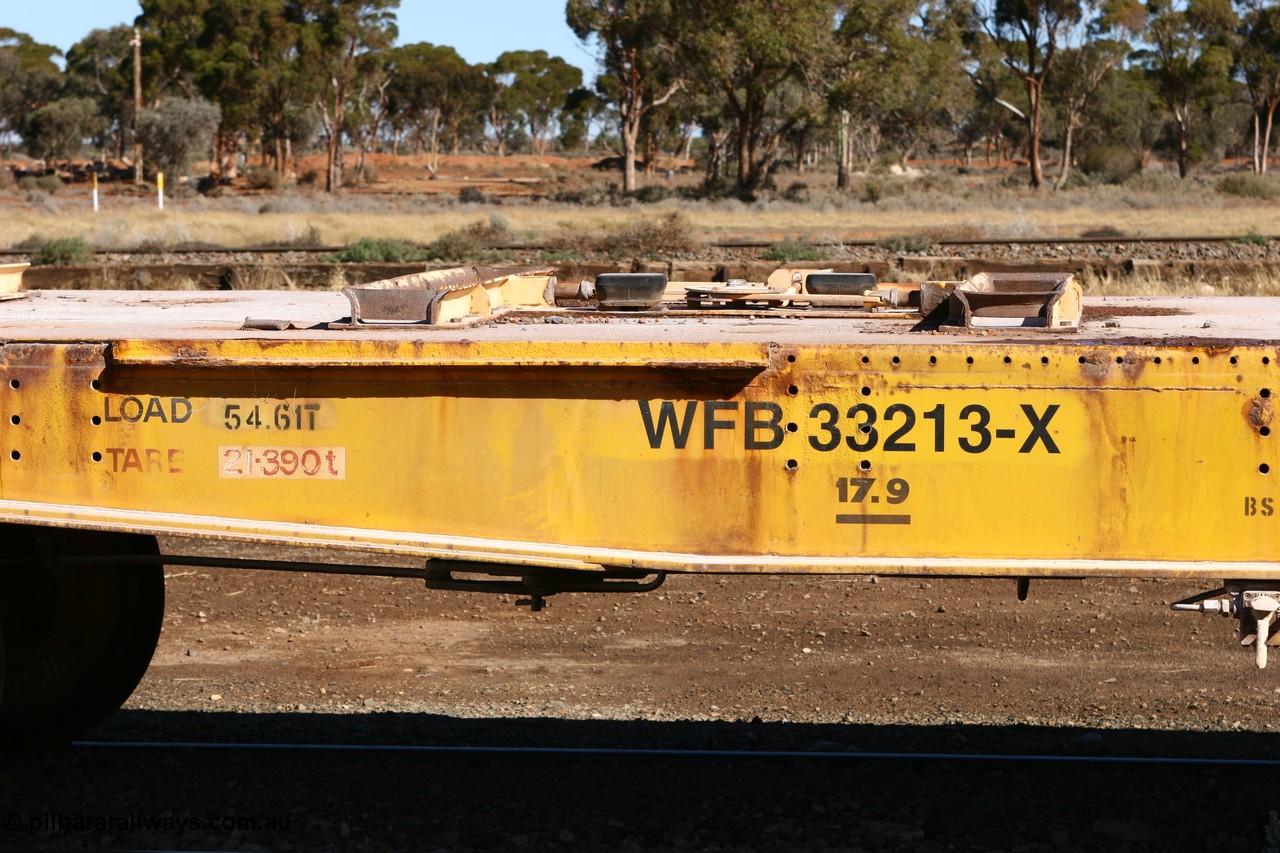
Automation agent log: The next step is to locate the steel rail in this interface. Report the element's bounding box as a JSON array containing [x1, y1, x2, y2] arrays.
[[71, 740, 1280, 767], [0, 234, 1273, 258]]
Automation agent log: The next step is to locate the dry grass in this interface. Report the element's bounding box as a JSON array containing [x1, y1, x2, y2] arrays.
[[1, 174, 1275, 250], [1080, 267, 1280, 297]]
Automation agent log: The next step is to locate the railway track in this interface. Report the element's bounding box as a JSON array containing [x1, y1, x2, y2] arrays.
[[0, 233, 1274, 259]]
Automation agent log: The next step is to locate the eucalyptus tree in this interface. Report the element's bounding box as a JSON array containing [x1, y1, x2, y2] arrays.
[[136, 0, 211, 99], [23, 98, 105, 163], [483, 59, 519, 155], [0, 29, 63, 155], [825, 0, 916, 187], [1084, 65, 1163, 170], [959, 27, 1027, 165], [343, 48, 391, 178], [1047, 0, 1146, 188], [487, 50, 581, 156], [878, 4, 972, 169], [1236, 1, 1280, 173], [138, 0, 306, 177], [567, 0, 682, 191], [384, 43, 471, 164], [672, 0, 837, 194], [292, 0, 398, 190], [198, 0, 303, 177], [64, 27, 135, 158], [959, 0, 1085, 188], [558, 86, 610, 152], [1136, 0, 1237, 177]]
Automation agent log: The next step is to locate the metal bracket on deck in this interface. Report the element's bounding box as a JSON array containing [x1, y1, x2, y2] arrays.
[[0, 263, 30, 303], [920, 272, 1082, 332], [335, 265, 558, 327]]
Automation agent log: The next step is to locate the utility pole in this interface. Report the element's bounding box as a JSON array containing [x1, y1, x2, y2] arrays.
[[131, 27, 143, 186]]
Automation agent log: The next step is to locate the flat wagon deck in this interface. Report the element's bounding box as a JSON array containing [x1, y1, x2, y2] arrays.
[[1, 269, 1277, 743]]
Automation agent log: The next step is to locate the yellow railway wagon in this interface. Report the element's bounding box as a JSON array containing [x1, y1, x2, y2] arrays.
[[0, 267, 1275, 742]]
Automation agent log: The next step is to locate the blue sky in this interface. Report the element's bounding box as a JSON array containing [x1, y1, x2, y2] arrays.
[[2, 0, 599, 77]]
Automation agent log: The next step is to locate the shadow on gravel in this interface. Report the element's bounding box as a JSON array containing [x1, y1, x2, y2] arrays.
[[1, 711, 1276, 852]]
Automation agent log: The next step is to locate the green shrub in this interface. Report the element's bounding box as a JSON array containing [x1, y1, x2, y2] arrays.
[[244, 165, 281, 190], [915, 171, 958, 194], [332, 238, 428, 263], [195, 174, 222, 196], [631, 184, 673, 203], [1124, 172, 1182, 193], [783, 182, 809, 203], [17, 175, 63, 193], [1080, 225, 1128, 239], [763, 239, 824, 262], [31, 236, 93, 266], [425, 214, 515, 261], [1230, 229, 1271, 246], [860, 178, 884, 204], [1217, 174, 1280, 200], [612, 211, 700, 257], [458, 186, 486, 204], [1080, 144, 1141, 184], [349, 162, 377, 185], [545, 211, 699, 259], [877, 233, 932, 254]]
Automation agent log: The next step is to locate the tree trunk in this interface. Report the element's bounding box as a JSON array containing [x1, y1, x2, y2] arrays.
[[1054, 118, 1077, 190], [704, 129, 724, 186], [735, 123, 749, 190], [1263, 99, 1278, 176], [678, 126, 694, 162], [1026, 81, 1043, 189], [622, 116, 640, 193], [1253, 110, 1263, 175], [211, 129, 222, 181], [836, 110, 852, 190], [1176, 112, 1190, 179], [330, 138, 340, 190]]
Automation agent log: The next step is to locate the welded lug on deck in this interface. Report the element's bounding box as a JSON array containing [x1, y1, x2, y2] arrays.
[[1171, 584, 1280, 668], [0, 262, 29, 298], [341, 264, 557, 325], [943, 272, 1082, 331]]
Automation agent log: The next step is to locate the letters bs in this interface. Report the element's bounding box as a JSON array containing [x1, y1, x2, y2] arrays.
[[1245, 496, 1274, 517], [103, 396, 192, 424]]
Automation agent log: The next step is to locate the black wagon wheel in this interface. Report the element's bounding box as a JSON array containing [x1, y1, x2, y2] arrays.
[[0, 525, 164, 747]]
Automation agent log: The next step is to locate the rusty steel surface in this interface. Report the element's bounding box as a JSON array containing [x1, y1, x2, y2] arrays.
[[946, 271, 1081, 330], [341, 264, 557, 324], [0, 288, 1276, 580]]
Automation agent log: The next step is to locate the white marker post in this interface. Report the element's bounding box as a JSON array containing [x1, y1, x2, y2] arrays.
[[92, 172, 99, 213], [157, 172, 164, 210]]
